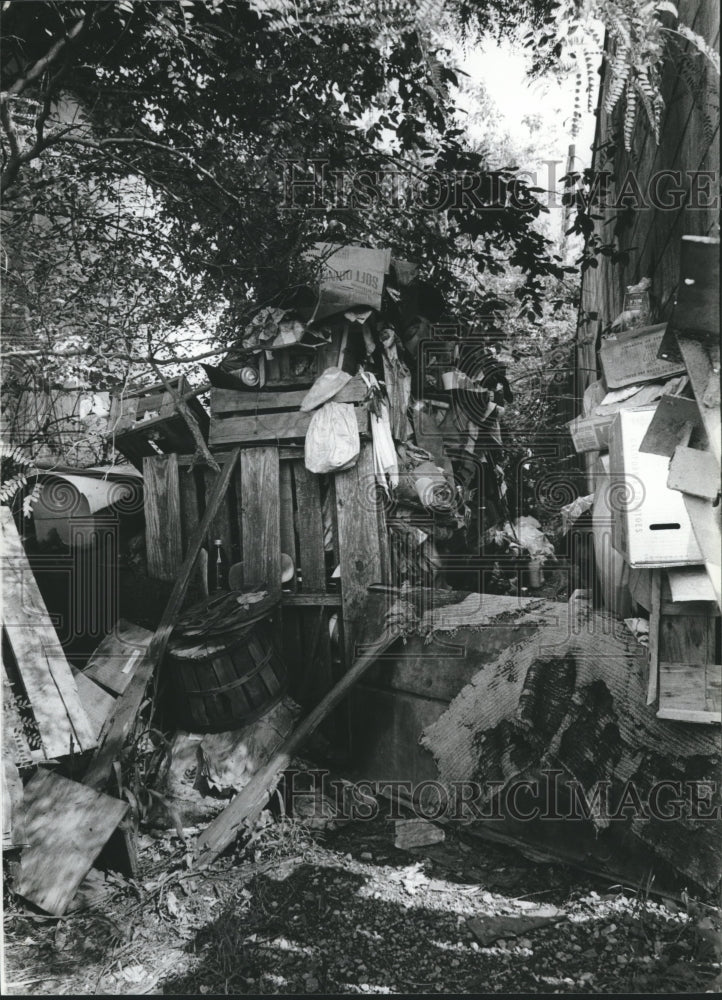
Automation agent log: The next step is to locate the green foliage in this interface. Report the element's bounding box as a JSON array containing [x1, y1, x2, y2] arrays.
[[527, 1, 719, 150], [1, 0, 571, 399]]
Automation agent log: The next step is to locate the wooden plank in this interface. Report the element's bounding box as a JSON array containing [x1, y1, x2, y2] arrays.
[[209, 405, 368, 447], [658, 661, 722, 719], [71, 668, 116, 742], [667, 445, 720, 500], [2, 758, 25, 850], [683, 494, 722, 609], [143, 455, 183, 581], [646, 570, 662, 706], [82, 450, 241, 792], [203, 466, 234, 570], [195, 622, 402, 866], [211, 376, 367, 415], [281, 593, 341, 607], [660, 614, 716, 664], [639, 395, 700, 457], [16, 769, 128, 916], [279, 461, 302, 691], [677, 338, 721, 465], [0, 507, 95, 757], [334, 443, 384, 667], [667, 567, 717, 603], [84, 621, 153, 696], [240, 447, 281, 594], [293, 462, 326, 590]]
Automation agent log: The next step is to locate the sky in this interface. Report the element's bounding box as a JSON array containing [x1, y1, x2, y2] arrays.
[[458, 37, 598, 209]]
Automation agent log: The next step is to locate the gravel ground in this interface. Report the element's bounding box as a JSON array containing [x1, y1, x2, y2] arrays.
[[4, 815, 721, 995]]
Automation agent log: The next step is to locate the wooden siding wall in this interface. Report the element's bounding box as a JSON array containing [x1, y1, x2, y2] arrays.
[[577, 0, 720, 392]]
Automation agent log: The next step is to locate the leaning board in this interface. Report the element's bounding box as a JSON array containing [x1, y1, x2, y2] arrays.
[[16, 769, 127, 915], [0, 506, 96, 758]]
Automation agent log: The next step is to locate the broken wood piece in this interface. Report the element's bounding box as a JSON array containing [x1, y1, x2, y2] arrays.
[[71, 668, 116, 742], [194, 621, 402, 865], [467, 908, 565, 946], [639, 395, 700, 457], [667, 446, 720, 500], [0, 506, 96, 758], [83, 620, 153, 696], [144, 454, 184, 580], [666, 567, 717, 604], [676, 337, 721, 466], [16, 769, 127, 916], [394, 818, 445, 850], [647, 570, 662, 706], [82, 450, 241, 792], [2, 758, 26, 850], [683, 494, 722, 610]]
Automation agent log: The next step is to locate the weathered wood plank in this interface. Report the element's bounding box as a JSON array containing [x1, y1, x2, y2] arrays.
[[667, 445, 720, 500], [658, 660, 721, 719], [83, 450, 241, 792], [71, 668, 117, 743], [83, 621, 153, 696], [334, 443, 384, 667], [281, 593, 341, 607], [0, 507, 96, 757], [677, 338, 721, 465], [240, 447, 281, 594], [16, 769, 127, 916], [293, 462, 326, 591], [211, 376, 367, 415], [683, 494, 722, 609], [210, 405, 368, 447], [143, 455, 183, 581]]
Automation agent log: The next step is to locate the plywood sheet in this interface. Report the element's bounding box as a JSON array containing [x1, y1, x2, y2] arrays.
[[0, 506, 95, 757], [16, 769, 127, 915]]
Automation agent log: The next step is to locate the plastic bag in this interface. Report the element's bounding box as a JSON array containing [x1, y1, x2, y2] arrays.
[[305, 401, 360, 474]]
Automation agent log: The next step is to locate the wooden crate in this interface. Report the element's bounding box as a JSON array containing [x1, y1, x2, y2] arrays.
[[107, 377, 210, 470], [144, 445, 389, 710], [208, 377, 368, 448]]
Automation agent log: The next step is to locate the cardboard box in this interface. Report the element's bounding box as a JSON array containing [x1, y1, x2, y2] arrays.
[[608, 408, 703, 567]]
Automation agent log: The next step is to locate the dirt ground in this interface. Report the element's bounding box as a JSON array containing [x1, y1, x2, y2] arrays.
[[4, 811, 721, 996]]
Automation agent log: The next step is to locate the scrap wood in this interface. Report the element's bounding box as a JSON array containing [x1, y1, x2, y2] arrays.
[[82, 449, 241, 793], [194, 621, 402, 866], [84, 620, 153, 696], [15, 769, 128, 916], [394, 818, 445, 850], [467, 907, 565, 946], [0, 505, 96, 758], [667, 445, 720, 501], [2, 758, 26, 850]]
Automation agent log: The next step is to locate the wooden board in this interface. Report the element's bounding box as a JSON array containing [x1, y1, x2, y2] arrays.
[[16, 769, 127, 916], [667, 445, 720, 500], [683, 494, 722, 609], [143, 455, 183, 581], [658, 661, 721, 722], [72, 668, 117, 742], [638, 395, 700, 457], [677, 338, 721, 466], [240, 447, 281, 593], [2, 758, 26, 850], [83, 620, 153, 696], [209, 404, 368, 447], [211, 376, 367, 415], [0, 506, 96, 758], [334, 443, 385, 667]]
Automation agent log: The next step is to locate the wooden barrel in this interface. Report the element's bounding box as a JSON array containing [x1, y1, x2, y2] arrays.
[[166, 613, 287, 733]]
